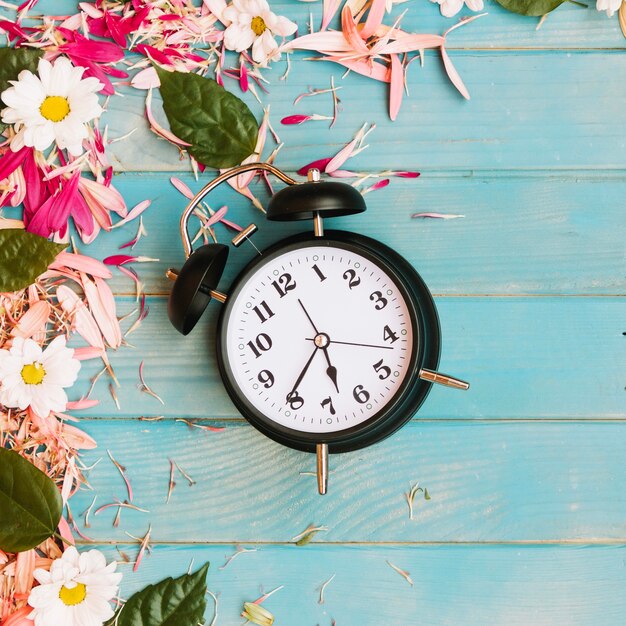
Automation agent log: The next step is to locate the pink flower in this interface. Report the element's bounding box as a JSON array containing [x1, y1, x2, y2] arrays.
[[26, 171, 94, 239]]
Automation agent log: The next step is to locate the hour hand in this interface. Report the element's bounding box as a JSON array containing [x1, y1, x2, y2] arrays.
[[322, 347, 339, 393]]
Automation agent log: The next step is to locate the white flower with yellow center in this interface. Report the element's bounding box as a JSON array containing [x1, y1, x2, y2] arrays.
[[0, 336, 80, 418], [28, 547, 122, 626], [223, 0, 297, 66], [0, 57, 103, 157]]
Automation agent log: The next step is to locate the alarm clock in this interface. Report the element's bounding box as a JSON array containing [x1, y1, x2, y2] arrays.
[[167, 163, 469, 494]]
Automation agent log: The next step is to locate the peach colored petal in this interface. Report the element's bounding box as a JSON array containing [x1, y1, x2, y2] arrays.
[[15, 550, 36, 596], [50, 252, 113, 279], [360, 0, 386, 40], [62, 422, 98, 449], [389, 53, 404, 121], [10, 301, 50, 339], [57, 285, 105, 350], [81, 274, 121, 349]]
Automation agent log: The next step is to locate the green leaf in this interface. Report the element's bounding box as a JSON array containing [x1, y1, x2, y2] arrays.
[[0, 229, 66, 292], [108, 563, 209, 626], [0, 48, 43, 131], [494, 0, 566, 15], [0, 448, 63, 552], [157, 67, 259, 168]]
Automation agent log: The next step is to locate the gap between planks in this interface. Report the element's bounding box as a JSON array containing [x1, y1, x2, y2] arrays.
[[75, 537, 626, 547], [79, 417, 626, 423]]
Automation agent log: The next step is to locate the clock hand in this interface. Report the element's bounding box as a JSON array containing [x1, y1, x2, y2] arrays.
[[297, 298, 320, 334], [305, 338, 394, 350], [321, 347, 339, 393], [287, 346, 318, 403]]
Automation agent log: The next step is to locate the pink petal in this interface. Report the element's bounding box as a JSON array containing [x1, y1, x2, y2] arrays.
[[146, 88, 192, 146], [376, 33, 445, 55], [57, 285, 105, 350], [0, 145, 29, 181], [73, 346, 106, 360], [389, 53, 404, 121], [114, 199, 151, 228], [61, 422, 98, 448], [360, 0, 386, 40], [14, 549, 35, 596], [10, 301, 50, 339], [441, 46, 469, 100], [341, 5, 370, 55], [321, 0, 343, 31], [284, 31, 354, 54], [324, 56, 391, 82], [239, 60, 249, 92], [297, 158, 333, 175], [170, 176, 194, 200], [50, 252, 112, 278], [82, 274, 122, 349], [132, 66, 161, 90]]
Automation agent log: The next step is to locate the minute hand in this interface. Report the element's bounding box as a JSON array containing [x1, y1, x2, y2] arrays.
[[306, 338, 394, 350]]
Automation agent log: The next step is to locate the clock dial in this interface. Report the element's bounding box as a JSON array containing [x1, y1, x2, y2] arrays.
[[223, 244, 416, 434]]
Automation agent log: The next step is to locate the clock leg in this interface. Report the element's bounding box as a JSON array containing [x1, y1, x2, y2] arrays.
[[316, 443, 329, 495], [419, 369, 470, 390]]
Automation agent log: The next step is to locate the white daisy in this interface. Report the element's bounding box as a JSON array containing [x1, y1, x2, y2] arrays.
[[1, 57, 103, 157], [28, 547, 122, 626], [430, 0, 483, 17], [0, 336, 80, 418], [596, 0, 621, 15], [223, 0, 297, 66]]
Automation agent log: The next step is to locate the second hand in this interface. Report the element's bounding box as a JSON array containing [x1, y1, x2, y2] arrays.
[[305, 338, 394, 350]]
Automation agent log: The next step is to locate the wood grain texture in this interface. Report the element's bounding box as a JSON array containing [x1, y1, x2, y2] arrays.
[[71, 419, 626, 543], [89, 543, 626, 626], [81, 172, 626, 296], [97, 51, 626, 172], [20, 0, 626, 49], [73, 295, 624, 420]]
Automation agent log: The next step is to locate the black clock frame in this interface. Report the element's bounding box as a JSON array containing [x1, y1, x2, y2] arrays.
[[216, 229, 441, 454]]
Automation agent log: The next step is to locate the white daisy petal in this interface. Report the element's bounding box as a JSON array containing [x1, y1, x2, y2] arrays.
[[28, 547, 120, 626], [1, 57, 102, 158]]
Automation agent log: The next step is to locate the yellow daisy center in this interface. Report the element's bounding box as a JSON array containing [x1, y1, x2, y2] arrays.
[[59, 582, 87, 606], [21, 362, 45, 385], [39, 96, 70, 123], [251, 16, 267, 36]]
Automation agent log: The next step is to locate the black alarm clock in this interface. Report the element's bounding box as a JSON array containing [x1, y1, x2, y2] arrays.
[[167, 163, 468, 494]]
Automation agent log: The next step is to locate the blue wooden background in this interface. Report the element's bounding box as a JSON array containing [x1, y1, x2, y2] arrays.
[[9, 0, 626, 623]]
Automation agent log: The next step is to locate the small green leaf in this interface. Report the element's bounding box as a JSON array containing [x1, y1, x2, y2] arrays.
[[108, 563, 209, 626], [0, 229, 66, 292], [494, 0, 566, 15], [0, 48, 43, 131], [0, 448, 63, 552], [424, 488, 431, 500], [157, 67, 259, 168]]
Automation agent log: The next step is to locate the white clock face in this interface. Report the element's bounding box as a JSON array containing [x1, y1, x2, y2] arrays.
[[223, 244, 415, 434]]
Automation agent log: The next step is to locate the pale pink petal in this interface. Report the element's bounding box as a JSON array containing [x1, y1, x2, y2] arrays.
[[170, 176, 194, 200], [283, 31, 354, 53], [56, 285, 105, 350], [49, 252, 113, 278], [72, 346, 106, 360], [324, 56, 391, 82], [376, 33, 445, 54], [389, 53, 404, 121], [360, 0, 386, 39], [62, 422, 98, 448], [113, 199, 151, 228], [146, 88, 192, 146], [10, 301, 50, 339], [321, 0, 343, 30], [81, 274, 121, 349], [131, 66, 161, 90], [15, 550, 36, 596], [441, 46, 469, 100]]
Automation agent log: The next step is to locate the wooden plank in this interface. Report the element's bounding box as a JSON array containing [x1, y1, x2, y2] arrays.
[[19, 0, 626, 49], [89, 543, 626, 625], [73, 296, 624, 420], [97, 51, 626, 172], [78, 172, 626, 296], [70, 420, 626, 543]]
